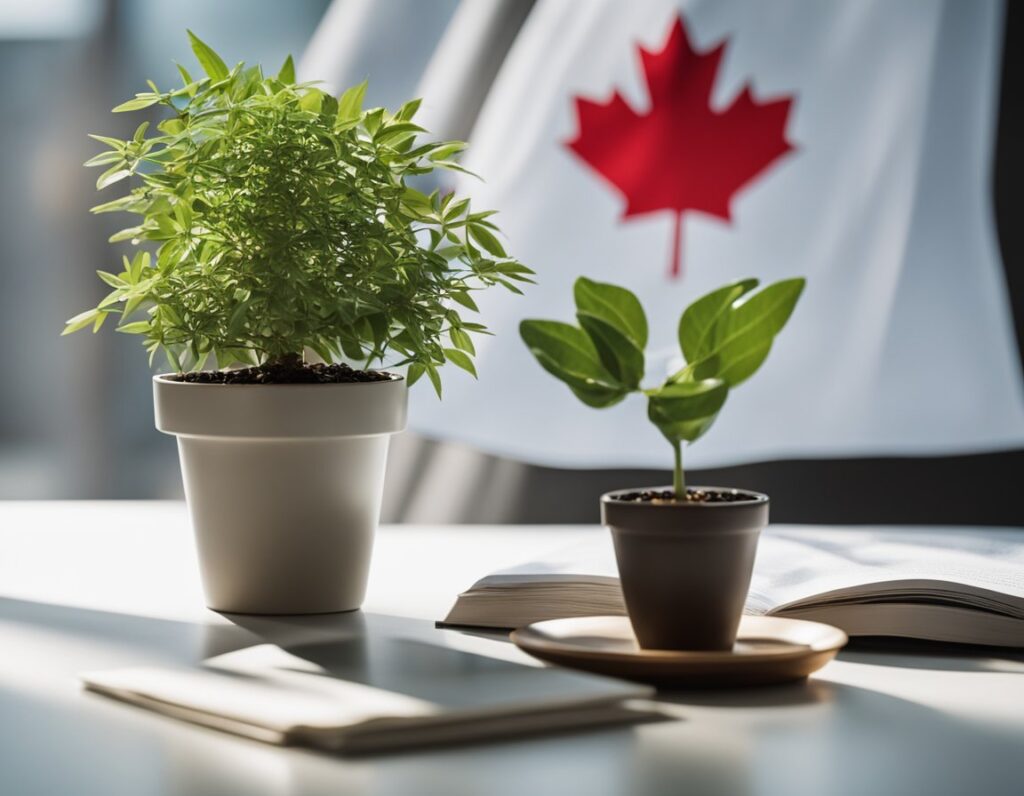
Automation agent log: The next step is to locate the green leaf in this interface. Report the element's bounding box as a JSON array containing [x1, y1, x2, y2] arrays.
[[176, 63, 193, 87], [83, 151, 123, 168], [158, 117, 185, 136], [187, 30, 229, 80], [520, 321, 615, 383], [96, 167, 131, 190], [577, 311, 644, 390], [431, 159, 480, 179], [130, 251, 150, 281], [116, 321, 152, 334], [648, 379, 728, 422], [298, 88, 323, 113], [449, 327, 475, 355], [340, 336, 364, 361], [87, 134, 125, 150], [226, 299, 250, 336], [520, 320, 626, 407], [649, 404, 720, 444], [375, 122, 424, 146], [451, 291, 479, 312], [679, 278, 758, 363], [688, 278, 805, 387], [532, 350, 627, 408], [407, 362, 425, 387], [468, 224, 507, 258], [108, 225, 143, 243], [277, 54, 295, 84], [337, 80, 367, 123], [573, 276, 648, 348], [112, 95, 160, 113], [90, 195, 139, 214], [428, 142, 466, 161], [401, 186, 434, 214], [443, 348, 477, 378], [426, 363, 442, 398], [62, 309, 102, 335], [97, 270, 126, 288], [647, 379, 728, 443], [396, 98, 421, 121]]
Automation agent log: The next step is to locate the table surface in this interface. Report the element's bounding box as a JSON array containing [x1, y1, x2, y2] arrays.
[[1, 502, 1022, 796]]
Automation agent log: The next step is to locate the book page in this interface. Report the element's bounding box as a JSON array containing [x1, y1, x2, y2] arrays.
[[483, 536, 619, 586], [746, 526, 1024, 614], [471, 525, 1024, 616]]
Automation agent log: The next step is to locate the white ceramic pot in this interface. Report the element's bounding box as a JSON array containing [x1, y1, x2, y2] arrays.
[[153, 374, 407, 614]]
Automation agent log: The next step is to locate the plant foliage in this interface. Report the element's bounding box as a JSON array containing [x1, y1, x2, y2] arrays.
[[65, 32, 532, 395], [520, 277, 804, 497]]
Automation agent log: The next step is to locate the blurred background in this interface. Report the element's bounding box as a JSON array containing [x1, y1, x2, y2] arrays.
[[1, 0, 1021, 525]]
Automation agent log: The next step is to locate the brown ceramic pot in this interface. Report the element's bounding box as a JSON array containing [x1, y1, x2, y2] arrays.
[[601, 486, 769, 651]]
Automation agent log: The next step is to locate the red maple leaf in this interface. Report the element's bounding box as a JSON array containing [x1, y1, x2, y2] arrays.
[[566, 15, 795, 279]]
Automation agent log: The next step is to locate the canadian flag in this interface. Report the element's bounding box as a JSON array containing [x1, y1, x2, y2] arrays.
[[406, 0, 1024, 469]]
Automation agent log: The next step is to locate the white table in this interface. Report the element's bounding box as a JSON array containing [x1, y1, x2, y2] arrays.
[[1, 502, 1022, 796]]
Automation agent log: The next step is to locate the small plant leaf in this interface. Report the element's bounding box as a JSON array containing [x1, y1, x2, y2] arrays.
[[62, 309, 102, 335], [426, 363, 442, 398], [337, 80, 367, 123], [277, 54, 295, 84], [533, 350, 628, 408], [116, 321, 152, 334], [443, 348, 477, 378], [187, 30, 229, 80], [298, 88, 323, 113], [520, 320, 626, 407], [112, 95, 160, 113], [679, 278, 758, 363], [687, 278, 805, 387], [574, 276, 648, 348], [96, 167, 131, 190], [83, 151, 124, 168], [648, 379, 728, 422], [647, 379, 728, 443], [577, 311, 644, 390], [468, 224, 507, 258]]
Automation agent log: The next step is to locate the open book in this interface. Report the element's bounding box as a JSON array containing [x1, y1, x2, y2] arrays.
[[442, 525, 1024, 648], [82, 638, 657, 753]]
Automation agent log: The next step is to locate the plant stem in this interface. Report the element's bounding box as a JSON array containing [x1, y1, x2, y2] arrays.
[[672, 439, 685, 500], [270, 351, 304, 369]]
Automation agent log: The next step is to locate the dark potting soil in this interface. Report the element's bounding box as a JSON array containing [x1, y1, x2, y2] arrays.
[[612, 489, 756, 504], [172, 361, 395, 385]]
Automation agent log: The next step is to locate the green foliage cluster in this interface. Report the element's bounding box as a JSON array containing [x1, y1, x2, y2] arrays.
[[520, 277, 805, 496], [64, 32, 531, 395]]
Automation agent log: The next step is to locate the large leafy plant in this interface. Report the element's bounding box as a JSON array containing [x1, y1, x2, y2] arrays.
[[64, 32, 531, 395], [520, 277, 804, 498]]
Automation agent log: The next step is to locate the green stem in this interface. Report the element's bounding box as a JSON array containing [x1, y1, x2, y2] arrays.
[[672, 439, 685, 500]]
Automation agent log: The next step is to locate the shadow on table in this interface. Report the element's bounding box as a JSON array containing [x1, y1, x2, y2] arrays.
[[654, 677, 833, 708], [0, 597, 667, 757], [838, 636, 1024, 672], [2, 596, 1023, 795]]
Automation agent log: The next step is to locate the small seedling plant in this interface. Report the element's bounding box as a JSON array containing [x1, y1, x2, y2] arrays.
[[520, 277, 804, 499], [64, 32, 531, 395]]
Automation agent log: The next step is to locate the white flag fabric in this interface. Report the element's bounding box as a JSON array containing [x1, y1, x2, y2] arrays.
[[298, 0, 458, 107], [409, 0, 1024, 469]]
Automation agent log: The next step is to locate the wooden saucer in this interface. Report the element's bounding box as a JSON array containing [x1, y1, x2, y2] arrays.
[[511, 615, 847, 687]]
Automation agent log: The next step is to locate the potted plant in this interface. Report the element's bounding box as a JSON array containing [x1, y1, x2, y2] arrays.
[[64, 33, 530, 614], [521, 276, 803, 650]]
